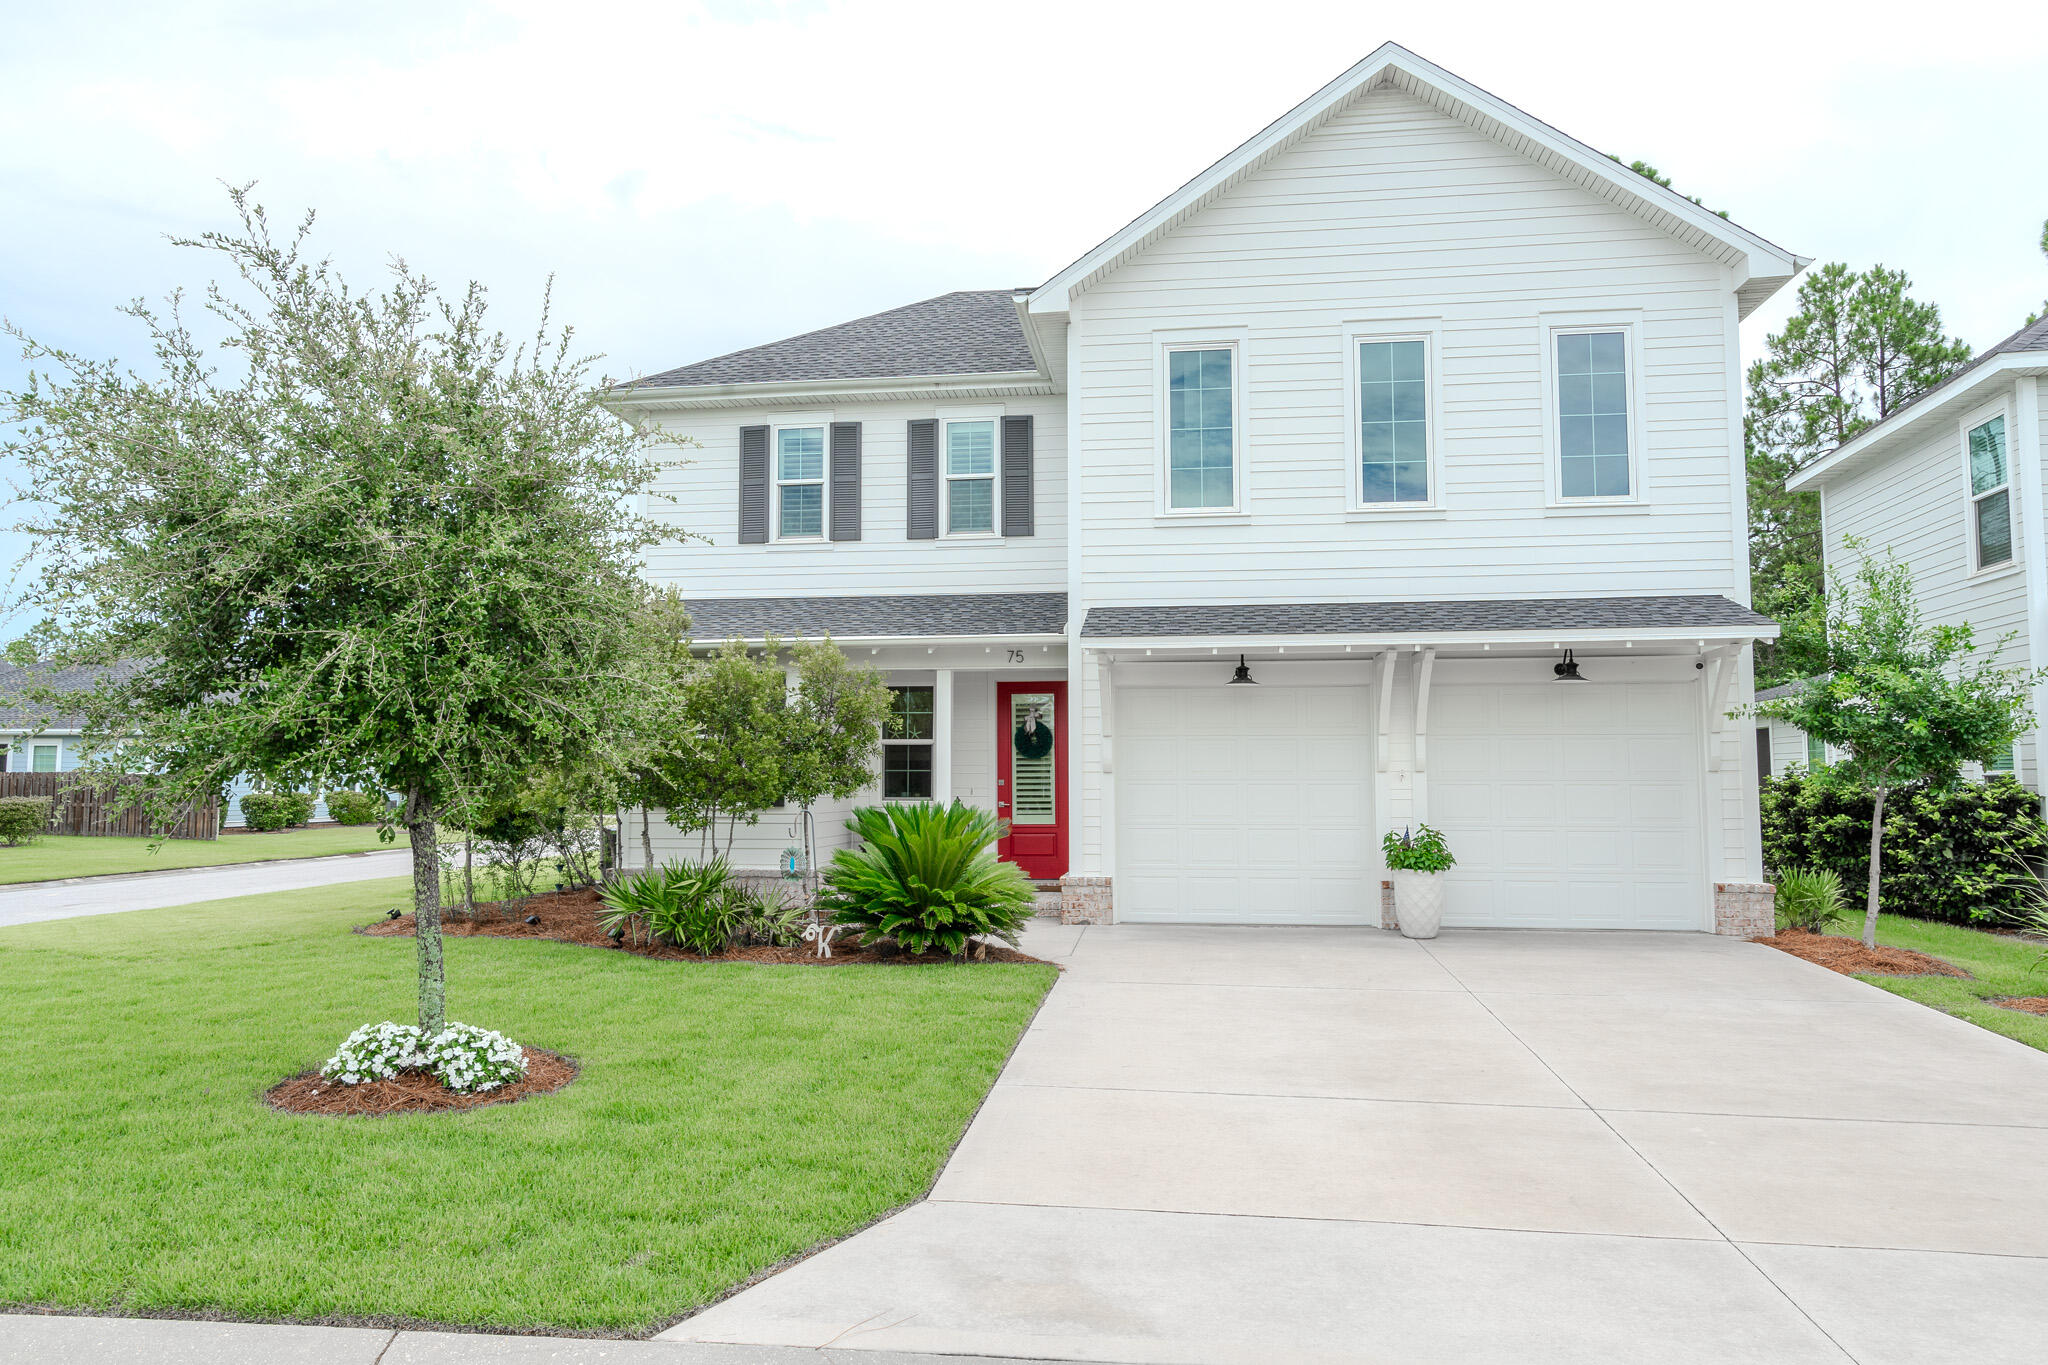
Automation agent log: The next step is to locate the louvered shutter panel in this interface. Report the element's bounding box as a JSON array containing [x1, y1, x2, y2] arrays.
[[829, 421, 862, 541], [906, 419, 939, 540], [738, 425, 770, 544], [1001, 415, 1035, 537]]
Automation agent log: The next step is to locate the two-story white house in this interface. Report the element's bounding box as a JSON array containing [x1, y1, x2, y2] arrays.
[[1782, 315, 2048, 794], [606, 43, 1806, 937]]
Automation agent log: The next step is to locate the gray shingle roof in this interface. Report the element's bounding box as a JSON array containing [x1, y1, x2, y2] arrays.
[[622, 290, 1037, 391], [1754, 680, 1803, 702], [1850, 313, 2048, 436], [0, 660, 148, 731], [1081, 595, 1775, 638], [685, 593, 1068, 641]]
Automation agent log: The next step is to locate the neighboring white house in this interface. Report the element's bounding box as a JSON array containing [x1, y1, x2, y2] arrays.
[[1783, 315, 2048, 794], [606, 42, 1808, 935]]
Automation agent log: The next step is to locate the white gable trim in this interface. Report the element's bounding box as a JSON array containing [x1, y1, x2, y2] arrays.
[[1026, 42, 1806, 320], [1787, 353, 2048, 492]]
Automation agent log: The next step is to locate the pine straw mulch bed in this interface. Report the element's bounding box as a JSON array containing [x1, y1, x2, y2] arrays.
[[1753, 928, 1970, 979], [1991, 996, 2048, 1016], [356, 886, 1048, 967], [265, 1048, 578, 1117]]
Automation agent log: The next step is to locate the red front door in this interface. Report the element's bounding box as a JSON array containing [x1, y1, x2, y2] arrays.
[[996, 681, 1067, 880]]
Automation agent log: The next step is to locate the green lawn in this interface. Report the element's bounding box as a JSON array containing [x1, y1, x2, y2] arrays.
[[0, 878, 1055, 1333], [0, 826, 397, 884], [1843, 912, 2048, 1053]]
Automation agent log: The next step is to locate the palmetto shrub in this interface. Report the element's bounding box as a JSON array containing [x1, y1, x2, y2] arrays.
[[1774, 867, 1847, 934], [821, 802, 1035, 957], [598, 857, 746, 955]]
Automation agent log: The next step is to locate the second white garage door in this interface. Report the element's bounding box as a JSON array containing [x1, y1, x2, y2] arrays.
[[1429, 681, 1705, 930], [1117, 685, 1375, 924]]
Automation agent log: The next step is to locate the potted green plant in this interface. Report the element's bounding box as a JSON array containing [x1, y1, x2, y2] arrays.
[[1383, 824, 1455, 939]]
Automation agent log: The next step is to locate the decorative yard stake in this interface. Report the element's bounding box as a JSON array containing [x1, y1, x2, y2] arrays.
[[802, 920, 845, 959]]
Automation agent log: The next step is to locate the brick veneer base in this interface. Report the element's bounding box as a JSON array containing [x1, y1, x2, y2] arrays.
[[1714, 881, 1776, 939], [1060, 874, 1114, 925], [1379, 880, 1398, 931]]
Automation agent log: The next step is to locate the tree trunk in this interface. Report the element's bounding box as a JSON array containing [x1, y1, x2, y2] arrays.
[[1862, 785, 1887, 950], [640, 804, 653, 872], [462, 833, 475, 920], [407, 794, 447, 1035]]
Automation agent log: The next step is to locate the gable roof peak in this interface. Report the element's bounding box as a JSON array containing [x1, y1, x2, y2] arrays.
[[1027, 41, 1805, 320]]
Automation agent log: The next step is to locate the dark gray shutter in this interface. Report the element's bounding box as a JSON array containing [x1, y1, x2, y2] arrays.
[[906, 419, 938, 540], [829, 421, 862, 541], [1001, 415, 1035, 537], [738, 425, 769, 544]]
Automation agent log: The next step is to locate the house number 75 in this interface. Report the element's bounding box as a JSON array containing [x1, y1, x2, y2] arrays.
[[1006, 649, 1026, 663]]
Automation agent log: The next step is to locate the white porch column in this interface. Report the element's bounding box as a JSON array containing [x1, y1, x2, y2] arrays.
[[2011, 376, 2048, 807], [932, 668, 954, 804]]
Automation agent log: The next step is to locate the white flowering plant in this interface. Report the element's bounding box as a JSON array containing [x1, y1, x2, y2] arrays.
[[321, 1020, 529, 1094]]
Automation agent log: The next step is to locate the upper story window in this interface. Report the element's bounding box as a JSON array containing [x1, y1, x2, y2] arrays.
[[1556, 329, 1632, 499], [1967, 413, 2012, 570], [882, 685, 935, 799], [1166, 345, 1237, 511], [775, 426, 825, 539], [1357, 337, 1430, 505], [945, 420, 997, 535]]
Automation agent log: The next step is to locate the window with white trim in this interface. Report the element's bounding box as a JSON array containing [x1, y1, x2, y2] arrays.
[[1357, 337, 1430, 504], [1968, 413, 2012, 570], [775, 426, 826, 539], [944, 420, 997, 535], [1166, 345, 1236, 510], [1806, 732, 1827, 770], [1556, 329, 1632, 498], [1987, 741, 2016, 776], [32, 744, 57, 773], [882, 685, 934, 799]]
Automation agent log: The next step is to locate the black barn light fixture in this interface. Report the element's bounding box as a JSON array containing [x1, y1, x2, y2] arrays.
[[1227, 654, 1259, 685], [1553, 649, 1587, 682]]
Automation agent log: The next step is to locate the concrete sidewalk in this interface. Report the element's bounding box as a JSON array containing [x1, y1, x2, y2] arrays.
[[664, 922, 2048, 1364], [0, 848, 410, 928], [0, 1316, 1081, 1364]]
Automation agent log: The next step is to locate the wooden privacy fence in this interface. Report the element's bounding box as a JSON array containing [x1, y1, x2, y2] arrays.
[[0, 772, 220, 840]]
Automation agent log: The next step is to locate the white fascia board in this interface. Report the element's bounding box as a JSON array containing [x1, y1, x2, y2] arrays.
[[1026, 42, 1803, 316], [602, 369, 1052, 415], [1080, 623, 1780, 654], [1787, 353, 2048, 492]]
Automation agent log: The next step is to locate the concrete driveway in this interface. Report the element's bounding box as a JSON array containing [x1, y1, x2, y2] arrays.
[[665, 923, 2048, 1364]]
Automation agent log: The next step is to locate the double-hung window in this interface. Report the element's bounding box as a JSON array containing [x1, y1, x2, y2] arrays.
[[1806, 732, 1827, 770], [1357, 337, 1430, 504], [944, 420, 997, 535], [32, 744, 57, 773], [1968, 413, 2012, 570], [1987, 741, 2016, 776], [1556, 329, 1632, 499], [881, 685, 934, 799], [775, 426, 826, 539], [1166, 345, 1236, 511]]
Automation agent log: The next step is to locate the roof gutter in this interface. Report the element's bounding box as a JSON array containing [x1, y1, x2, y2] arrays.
[[603, 368, 1053, 414], [1080, 623, 1778, 652]]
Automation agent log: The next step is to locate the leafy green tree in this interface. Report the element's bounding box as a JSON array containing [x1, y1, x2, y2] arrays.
[[1756, 550, 2038, 947], [662, 640, 793, 858], [1, 189, 673, 1033], [780, 638, 892, 875], [1746, 265, 1971, 684]]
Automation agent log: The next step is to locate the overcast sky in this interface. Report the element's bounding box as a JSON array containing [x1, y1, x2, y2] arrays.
[[3, 0, 2044, 631]]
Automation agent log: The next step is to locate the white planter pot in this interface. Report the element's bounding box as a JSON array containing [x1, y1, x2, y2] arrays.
[[1391, 869, 1446, 939]]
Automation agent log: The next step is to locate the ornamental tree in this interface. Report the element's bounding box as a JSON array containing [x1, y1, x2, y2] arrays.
[[1757, 548, 2039, 947], [1, 189, 676, 1032]]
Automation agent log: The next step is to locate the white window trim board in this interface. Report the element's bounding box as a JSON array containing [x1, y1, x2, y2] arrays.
[[1537, 310, 1647, 507], [1959, 394, 2020, 580], [936, 405, 1006, 539], [770, 413, 832, 543], [1343, 319, 1444, 511], [1154, 328, 1250, 517]]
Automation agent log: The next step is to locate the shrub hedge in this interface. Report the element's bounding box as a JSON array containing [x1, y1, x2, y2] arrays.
[[324, 790, 388, 826], [1761, 772, 2048, 927], [237, 792, 308, 832], [0, 796, 52, 846]]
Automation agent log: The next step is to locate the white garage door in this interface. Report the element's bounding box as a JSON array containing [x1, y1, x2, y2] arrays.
[[1117, 685, 1375, 924], [1430, 682, 1704, 930]]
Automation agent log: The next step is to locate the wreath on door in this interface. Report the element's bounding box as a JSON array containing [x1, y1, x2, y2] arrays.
[[1012, 712, 1054, 762]]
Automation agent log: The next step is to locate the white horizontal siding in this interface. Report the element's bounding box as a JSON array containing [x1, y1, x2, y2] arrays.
[[640, 396, 1067, 599], [1067, 87, 1744, 606], [1821, 380, 2035, 786]]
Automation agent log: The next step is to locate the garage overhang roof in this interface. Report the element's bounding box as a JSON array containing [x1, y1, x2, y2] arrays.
[[1079, 595, 1777, 651]]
